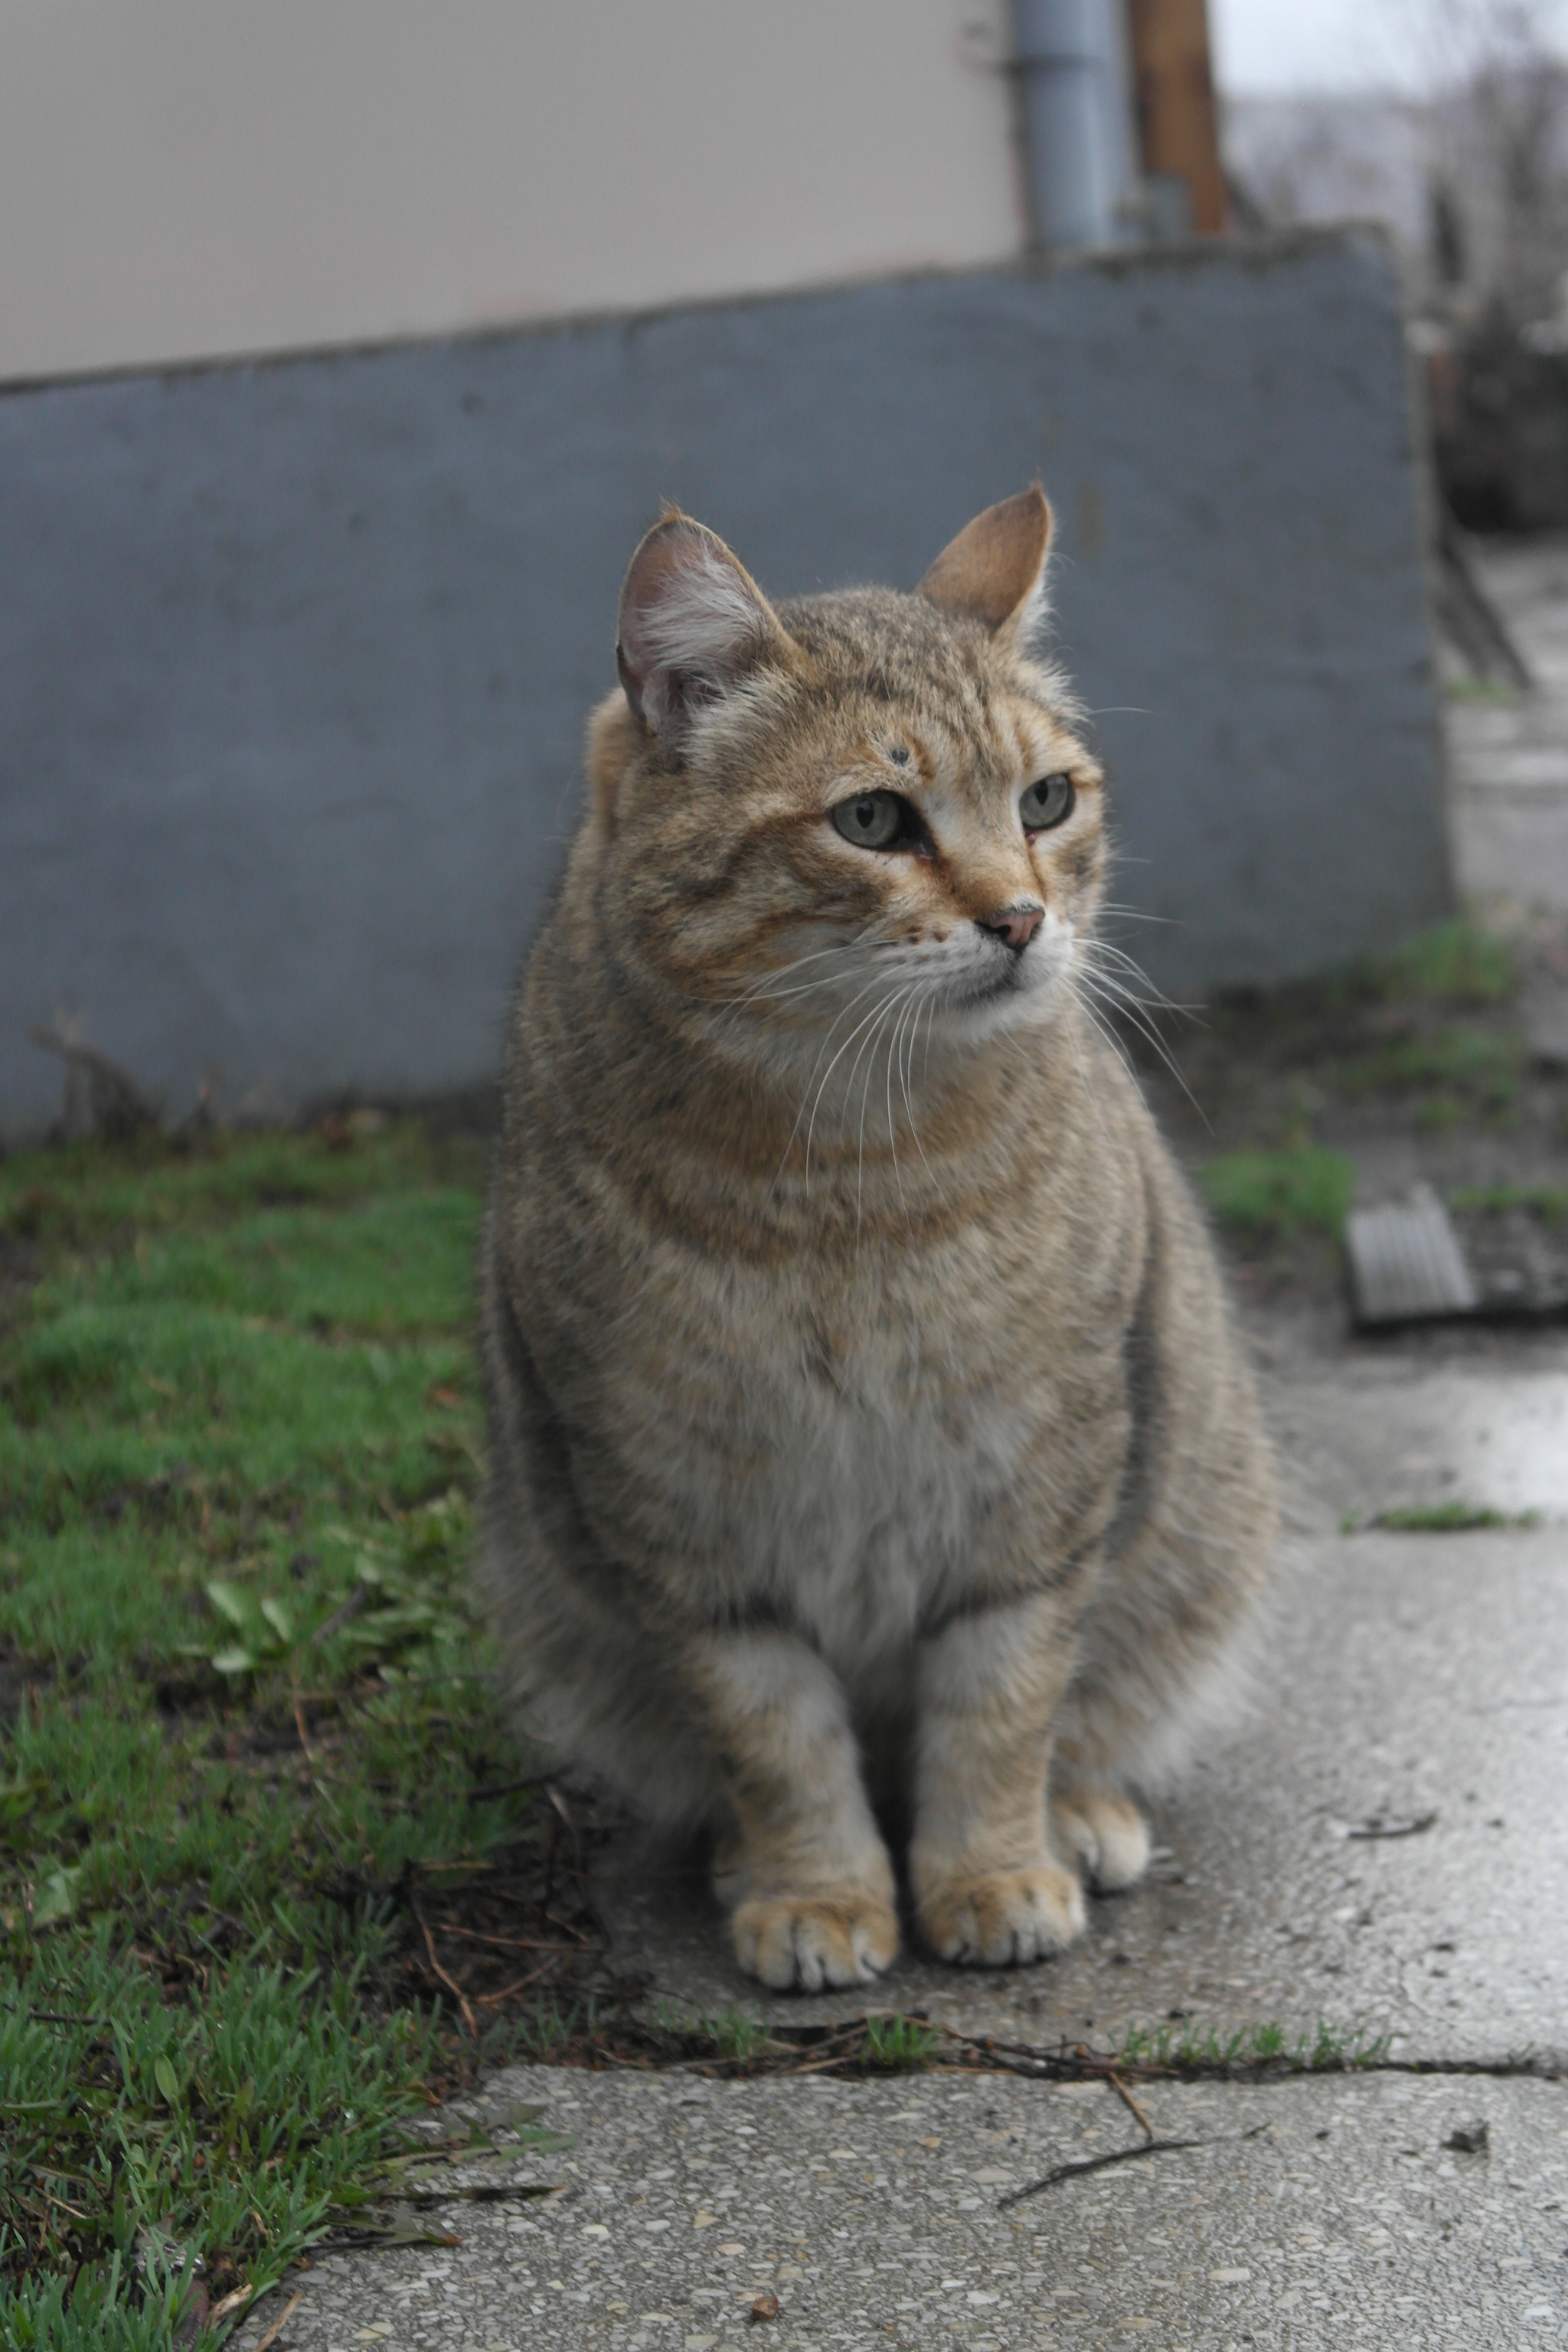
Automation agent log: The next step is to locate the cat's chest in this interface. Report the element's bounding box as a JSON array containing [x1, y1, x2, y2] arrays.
[[695, 1272, 1047, 1661]]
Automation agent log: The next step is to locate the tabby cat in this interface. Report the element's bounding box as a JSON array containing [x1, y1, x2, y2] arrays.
[[479, 488, 1276, 1991]]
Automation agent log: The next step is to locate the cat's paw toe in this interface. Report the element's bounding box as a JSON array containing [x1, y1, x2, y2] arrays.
[[732, 1893, 899, 1992], [1051, 1789, 1152, 1892], [918, 1866, 1086, 1968]]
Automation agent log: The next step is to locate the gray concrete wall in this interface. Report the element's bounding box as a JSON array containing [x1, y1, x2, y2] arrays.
[[0, 230, 1448, 1144]]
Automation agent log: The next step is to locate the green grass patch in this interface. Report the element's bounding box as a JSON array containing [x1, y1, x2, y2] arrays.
[[1112, 2017, 1392, 2073], [1333, 1023, 1524, 1114], [861, 2014, 942, 2072], [1354, 917, 1517, 1008], [0, 1120, 593, 2346], [1450, 1182, 1568, 1222], [1197, 1146, 1356, 1236], [1370, 1501, 1539, 1532]]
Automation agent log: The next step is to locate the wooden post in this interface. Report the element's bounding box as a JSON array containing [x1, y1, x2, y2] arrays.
[[1125, 0, 1227, 234]]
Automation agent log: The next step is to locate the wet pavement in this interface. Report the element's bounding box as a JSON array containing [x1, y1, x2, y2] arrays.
[[567, 1354, 1568, 2072], [1450, 537, 1568, 916], [256, 2064, 1568, 2352], [236, 1343, 1568, 2352]]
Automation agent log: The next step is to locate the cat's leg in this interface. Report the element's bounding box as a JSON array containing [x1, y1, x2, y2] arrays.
[[908, 1593, 1087, 1966], [1049, 1785, 1152, 1891], [696, 1626, 899, 1992]]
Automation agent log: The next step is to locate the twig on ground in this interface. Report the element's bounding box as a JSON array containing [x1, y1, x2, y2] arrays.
[[249, 2292, 303, 2352], [1108, 2068, 1155, 2138], [411, 1903, 479, 2040], [207, 2283, 256, 2326], [440, 1925, 590, 1955], [1000, 2122, 1271, 2209], [474, 1968, 550, 2004]]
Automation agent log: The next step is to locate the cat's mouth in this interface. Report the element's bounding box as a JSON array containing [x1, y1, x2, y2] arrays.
[[965, 946, 1037, 1002]]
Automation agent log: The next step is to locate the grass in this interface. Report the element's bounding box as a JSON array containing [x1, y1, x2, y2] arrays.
[[1112, 2017, 1392, 2074], [1350, 916, 1517, 1009], [1370, 1501, 1540, 1533], [1196, 1146, 1356, 1236], [1331, 1023, 1524, 1116], [1450, 1181, 1568, 1221], [0, 1120, 596, 2347]]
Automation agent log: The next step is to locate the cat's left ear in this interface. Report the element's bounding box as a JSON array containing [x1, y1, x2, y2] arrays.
[[616, 512, 794, 750], [918, 485, 1053, 646]]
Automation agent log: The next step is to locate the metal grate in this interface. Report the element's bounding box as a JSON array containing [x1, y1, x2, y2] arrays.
[[1345, 1183, 1480, 1327]]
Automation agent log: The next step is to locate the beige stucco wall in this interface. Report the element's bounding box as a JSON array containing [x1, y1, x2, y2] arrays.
[[0, 0, 1024, 382]]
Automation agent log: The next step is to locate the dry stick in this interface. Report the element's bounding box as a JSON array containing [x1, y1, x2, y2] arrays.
[[249, 2292, 304, 2352], [1107, 2069, 1155, 2139], [412, 1904, 479, 2040], [1000, 2123, 1272, 2210], [474, 1966, 550, 2005], [439, 1925, 589, 1955]]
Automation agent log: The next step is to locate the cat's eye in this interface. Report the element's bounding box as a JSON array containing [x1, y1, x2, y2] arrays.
[[1020, 773, 1075, 831], [831, 790, 918, 851]]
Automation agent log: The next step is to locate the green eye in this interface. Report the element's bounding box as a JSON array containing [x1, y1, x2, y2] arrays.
[[1020, 773, 1074, 831], [831, 790, 906, 851]]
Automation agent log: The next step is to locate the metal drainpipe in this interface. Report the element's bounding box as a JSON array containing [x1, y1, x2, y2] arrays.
[[1011, 0, 1141, 250]]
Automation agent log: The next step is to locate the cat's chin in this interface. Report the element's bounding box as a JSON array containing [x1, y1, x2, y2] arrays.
[[939, 959, 1073, 1044]]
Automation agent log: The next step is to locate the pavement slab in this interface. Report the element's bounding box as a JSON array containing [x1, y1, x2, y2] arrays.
[[243, 2062, 1568, 2352], [238, 1346, 1568, 2350], [584, 1517, 1566, 2066], [583, 1344, 1568, 2063]]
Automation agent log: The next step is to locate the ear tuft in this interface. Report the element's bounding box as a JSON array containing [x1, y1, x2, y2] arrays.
[[918, 486, 1054, 643], [616, 514, 787, 746]]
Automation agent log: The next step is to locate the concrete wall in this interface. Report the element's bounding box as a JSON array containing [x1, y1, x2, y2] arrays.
[[0, 0, 1019, 383], [0, 230, 1449, 1144]]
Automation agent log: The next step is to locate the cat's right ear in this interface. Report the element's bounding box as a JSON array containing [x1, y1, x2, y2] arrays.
[[616, 514, 791, 751]]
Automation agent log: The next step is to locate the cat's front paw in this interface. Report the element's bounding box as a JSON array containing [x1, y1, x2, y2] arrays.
[[1050, 1788, 1152, 1892], [732, 1893, 900, 1991], [917, 1865, 1086, 1967]]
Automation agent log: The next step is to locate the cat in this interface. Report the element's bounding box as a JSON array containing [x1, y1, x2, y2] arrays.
[[478, 487, 1276, 1993]]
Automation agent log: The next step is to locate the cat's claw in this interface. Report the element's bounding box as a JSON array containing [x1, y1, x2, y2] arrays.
[[1051, 1790, 1152, 1892], [732, 1893, 900, 1992], [918, 1865, 1086, 1967]]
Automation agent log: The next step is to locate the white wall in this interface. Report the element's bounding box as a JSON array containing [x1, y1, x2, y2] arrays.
[[0, 0, 1024, 382]]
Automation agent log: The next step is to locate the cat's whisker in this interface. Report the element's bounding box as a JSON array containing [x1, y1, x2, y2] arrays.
[[710, 939, 869, 1021], [1096, 901, 1177, 928], [769, 970, 890, 1194], [801, 981, 910, 1185], [1065, 995, 1120, 1155], [882, 985, 917, 1221], [887, 981, 936, 1209], [1069, 982, 1143, 1103], [853, 988, 910, 1238], [1080, 939, 1200, 1018], [902, 988, 941, 1188], [1073, 969, 1210, 1131]]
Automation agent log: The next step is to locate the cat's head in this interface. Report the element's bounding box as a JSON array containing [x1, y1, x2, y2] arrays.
[[586, 488, 1105, 1069]]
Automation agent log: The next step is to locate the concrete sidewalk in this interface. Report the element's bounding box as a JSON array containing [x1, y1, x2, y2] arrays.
[[240, 1345, 1568, 2352]]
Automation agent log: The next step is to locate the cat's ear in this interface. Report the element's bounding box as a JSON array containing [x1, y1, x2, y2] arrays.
[[616, 513, 792, 748], [918, 486, 1053, 645]]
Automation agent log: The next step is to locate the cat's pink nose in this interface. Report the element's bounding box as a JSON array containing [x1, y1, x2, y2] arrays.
[[979, 903, 1044, 952]]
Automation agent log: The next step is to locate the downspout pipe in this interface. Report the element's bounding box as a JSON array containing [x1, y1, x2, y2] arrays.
[[1011, 0, 1141, 251]]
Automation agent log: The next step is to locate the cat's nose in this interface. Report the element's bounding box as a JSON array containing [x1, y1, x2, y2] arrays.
[[978, 903, 1045, 952]]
